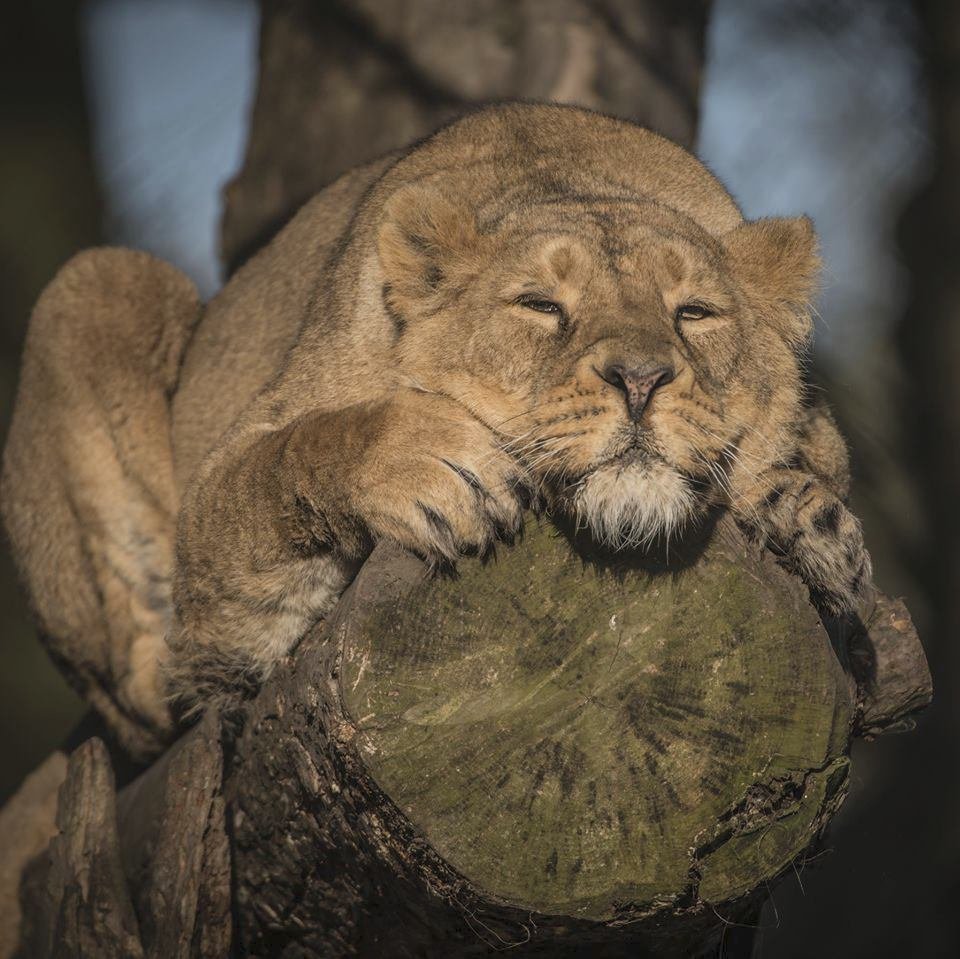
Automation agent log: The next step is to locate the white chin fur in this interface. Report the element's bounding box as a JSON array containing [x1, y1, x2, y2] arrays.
[[573, 461, 695, 549]]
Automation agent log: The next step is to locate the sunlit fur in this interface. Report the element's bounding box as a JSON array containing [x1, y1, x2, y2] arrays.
[[5, 104, 867, 727], [389, 195, 820, 552]]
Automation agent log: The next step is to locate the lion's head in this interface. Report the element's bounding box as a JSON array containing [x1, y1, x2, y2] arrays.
[[374, 110, 819, 549]]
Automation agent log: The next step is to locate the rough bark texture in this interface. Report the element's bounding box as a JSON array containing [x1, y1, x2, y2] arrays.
[[226, 517, 855, 956], [0, 752, 67, 959], [849, 593, 933, 739], [17, 739, 143, 959], [221, 0, 710, 272], [116, 713, 230, 959]]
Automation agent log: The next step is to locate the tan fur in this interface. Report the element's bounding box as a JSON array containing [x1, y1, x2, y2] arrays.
[[2, 104, 871, 739], [1, 249, 200, 755]]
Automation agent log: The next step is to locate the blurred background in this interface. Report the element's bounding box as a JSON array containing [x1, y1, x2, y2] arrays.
[[0, 0, 955, 955]]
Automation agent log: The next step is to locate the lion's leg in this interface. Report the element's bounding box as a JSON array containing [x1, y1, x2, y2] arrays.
[[729, 400, 871, 614], [168, 390, 524, 715], [1, 249, 201, 758], [792, 397, 852, 499]]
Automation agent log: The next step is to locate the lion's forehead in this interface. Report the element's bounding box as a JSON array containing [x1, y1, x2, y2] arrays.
[[482, 205, 730, 305]]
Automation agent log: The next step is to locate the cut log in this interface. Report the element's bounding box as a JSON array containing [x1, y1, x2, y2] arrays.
[[224, 516, 864, 956]]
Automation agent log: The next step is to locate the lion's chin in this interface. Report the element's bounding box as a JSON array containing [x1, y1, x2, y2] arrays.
[[572, 460, 695, 549]]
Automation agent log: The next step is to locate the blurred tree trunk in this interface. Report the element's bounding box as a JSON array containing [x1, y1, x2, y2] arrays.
[[0, 4, 96, 955], [221, 0, 711, 272], [901, 0, 960, 732], [0, 3, 92, 796], [884, 0, 960, 952]]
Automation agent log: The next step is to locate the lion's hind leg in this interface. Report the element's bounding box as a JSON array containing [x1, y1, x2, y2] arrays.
[[1, 249, 200, 757]]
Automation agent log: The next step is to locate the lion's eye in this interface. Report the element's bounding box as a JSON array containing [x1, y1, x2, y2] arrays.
[[517, 295, 563, 315], [675, 303, 712, 322], [514, 294, 570, 333]]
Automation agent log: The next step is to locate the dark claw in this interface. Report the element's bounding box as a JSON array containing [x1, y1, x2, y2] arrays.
[[812, 502, 843, 535], [441, 459, 489, 499], [416, 501, 458, 558], [761, 485, 788, 511], [507, 474, 541, 513], [491, 517, 517, 546]]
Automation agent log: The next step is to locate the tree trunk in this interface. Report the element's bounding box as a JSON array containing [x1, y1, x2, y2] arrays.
[[4, 1, 934, 956], [221, 0, 711, 272]]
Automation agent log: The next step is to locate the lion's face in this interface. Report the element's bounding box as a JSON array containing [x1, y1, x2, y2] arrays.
[[379, 187, 819, 547]]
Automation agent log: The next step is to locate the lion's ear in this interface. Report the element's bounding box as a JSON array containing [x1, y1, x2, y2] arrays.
[[378, 185, 478, 319], [724, 216, 820, 349]]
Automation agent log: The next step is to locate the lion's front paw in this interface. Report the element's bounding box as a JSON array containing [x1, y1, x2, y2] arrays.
[[353, 391, 527, 561], [788, 493, 872, 614], [738, 470, 872, 614]]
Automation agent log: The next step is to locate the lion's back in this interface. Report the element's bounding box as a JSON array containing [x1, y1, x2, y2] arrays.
[[171, 155, 395, 490]]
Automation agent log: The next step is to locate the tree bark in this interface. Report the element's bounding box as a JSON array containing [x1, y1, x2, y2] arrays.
[[17, 740, 143, 959], [221, 0, 711, 273], [219, 517, 858, 956]]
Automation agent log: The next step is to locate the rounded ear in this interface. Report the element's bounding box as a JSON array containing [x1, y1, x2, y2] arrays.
[[377, 185, 478, 319], [724, 216, 820, 349]]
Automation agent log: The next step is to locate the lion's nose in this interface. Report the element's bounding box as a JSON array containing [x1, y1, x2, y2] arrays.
[[600, 363, 675, 421]]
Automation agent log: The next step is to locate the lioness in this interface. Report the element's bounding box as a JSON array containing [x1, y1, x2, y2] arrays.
[[1, 104, 869, 756]]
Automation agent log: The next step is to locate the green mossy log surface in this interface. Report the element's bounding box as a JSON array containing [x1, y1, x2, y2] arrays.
[[337, 515, 852, 923]]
